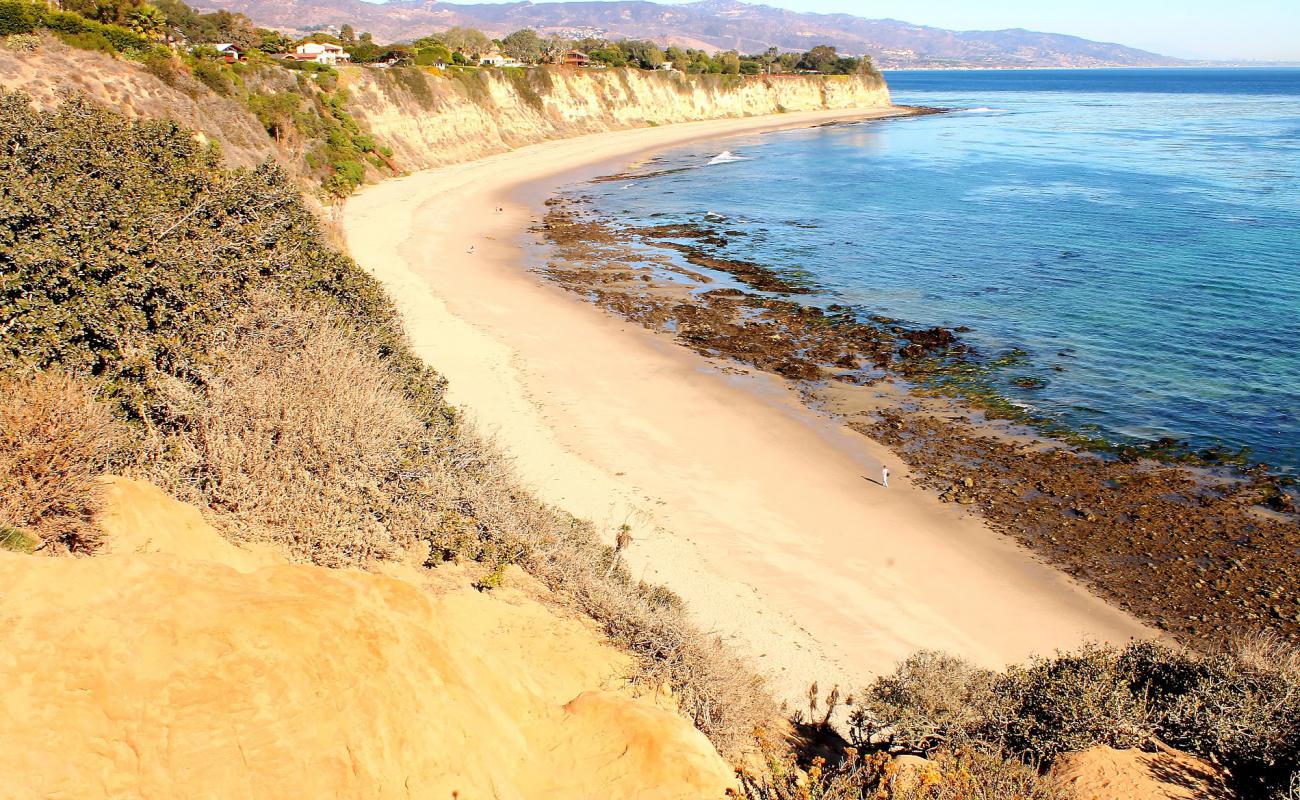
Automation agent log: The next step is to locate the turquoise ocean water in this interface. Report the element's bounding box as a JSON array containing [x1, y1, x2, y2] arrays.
[[574, 68, 1300, 473]]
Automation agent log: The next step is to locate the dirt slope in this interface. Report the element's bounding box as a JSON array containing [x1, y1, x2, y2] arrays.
[[1052, 745, 1235, 800], [0, 477, 732, 799]]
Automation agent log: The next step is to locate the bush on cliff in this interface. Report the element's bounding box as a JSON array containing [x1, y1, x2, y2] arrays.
[[0, 90, 421, 421], [0, 373, 124, 553], [0, 1, 152, 54], [739, 743, 1068, 800], [851, 638, 1300, 799]]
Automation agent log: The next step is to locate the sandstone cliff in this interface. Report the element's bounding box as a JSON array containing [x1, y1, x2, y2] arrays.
[[347, 66, 892, 170], [0, 477, 733, 799], [0, 40, 891, 179]]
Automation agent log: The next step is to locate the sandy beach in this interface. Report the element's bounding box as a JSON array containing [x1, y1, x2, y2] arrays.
[[343, 108, 1156, 700]]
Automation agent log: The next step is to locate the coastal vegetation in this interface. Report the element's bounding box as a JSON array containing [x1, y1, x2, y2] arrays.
[[740, 638, 1299, 799], [2, 17, 1297, 800]]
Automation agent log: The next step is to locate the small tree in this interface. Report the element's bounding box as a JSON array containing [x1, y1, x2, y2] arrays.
[[415, 43, 451, 66], [801, 44, 839, 73], [436, 26, 490, 58], [621, 39, 664, 70], [501, 28, 541, 63], [719, 50, 740, 75], [256, 27, 292, 54], [540, 32, 569, 64]]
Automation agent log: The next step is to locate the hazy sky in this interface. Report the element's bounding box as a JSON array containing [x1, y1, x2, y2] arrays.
[[543, 0, 1300, 61], [748, 0, 1300, 61]]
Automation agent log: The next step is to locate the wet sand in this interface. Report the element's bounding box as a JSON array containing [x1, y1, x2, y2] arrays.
[[343, 108, 1156, 701]]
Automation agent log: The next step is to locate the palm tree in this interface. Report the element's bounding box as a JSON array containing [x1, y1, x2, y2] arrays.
[[128, 4, 167, 41]]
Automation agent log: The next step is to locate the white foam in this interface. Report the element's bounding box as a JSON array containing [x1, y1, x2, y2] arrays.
[[707, 150, 750, 165]]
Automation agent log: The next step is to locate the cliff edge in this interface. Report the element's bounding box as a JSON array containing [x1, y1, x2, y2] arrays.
[[0, 477, 733, 799], [0, 40, 892, 181]]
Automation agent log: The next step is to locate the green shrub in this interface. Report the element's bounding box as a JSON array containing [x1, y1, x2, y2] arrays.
[[142, 49, 186, 86], [323, 158, 365, 195], [989, 644, 1154, 760], [0, 31, 39, 50], [0, 525, 37, 553], [387, 65, 436, 111], [39, 8, 149, 52], [280, 58, 336, 78], [246, 90, 301, 140], [447, 66, 492, 106], [503, 67, 545, 113], [0, 90, 418, 420], [0, 0, 37, 35], [52, 28, 114, 54], [190, 58, 232, 95]]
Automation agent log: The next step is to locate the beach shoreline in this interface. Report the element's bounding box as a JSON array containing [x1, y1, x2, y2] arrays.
[[343, 107, 1157, 702]]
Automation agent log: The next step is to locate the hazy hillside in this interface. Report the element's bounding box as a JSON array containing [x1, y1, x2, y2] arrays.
[[208, 0, 1183, 67]]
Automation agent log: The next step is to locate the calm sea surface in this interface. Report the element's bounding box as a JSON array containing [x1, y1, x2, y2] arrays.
[[574, 68, 1300, 473]]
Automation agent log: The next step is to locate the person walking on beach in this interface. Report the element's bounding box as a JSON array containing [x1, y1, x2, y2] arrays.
[[882, 465, 889, 488]]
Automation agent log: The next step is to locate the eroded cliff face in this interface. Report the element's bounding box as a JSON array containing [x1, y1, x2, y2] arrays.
[[0, 40, 890, 180], [346, 67, 892, 170], [0, 477, 734, 799]]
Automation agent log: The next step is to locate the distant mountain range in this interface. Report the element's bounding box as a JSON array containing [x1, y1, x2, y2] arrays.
[[212, 0, 1186, 68]]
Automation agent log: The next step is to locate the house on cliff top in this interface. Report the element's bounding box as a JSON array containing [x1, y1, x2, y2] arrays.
[[211, 43, 245, 63], [479, 51, 524, 68], [283, 42, 351, 66], [561, 50, 592, 67]]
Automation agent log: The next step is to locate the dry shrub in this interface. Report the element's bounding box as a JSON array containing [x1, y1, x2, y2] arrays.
[[0, 372, 123, 552], [738, 744, 1066, 800], [6, 88, 774, 756], [534, 532, 775, 756], [851, 639, 1300, 799], [1125, 635, 1300, 799], [989, 643, 1154, 761], [147, 296, 433, 566], [849, 650, 996, 754]]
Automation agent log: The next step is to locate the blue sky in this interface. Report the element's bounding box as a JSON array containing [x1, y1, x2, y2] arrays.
[[548, 0, 1300, 61]]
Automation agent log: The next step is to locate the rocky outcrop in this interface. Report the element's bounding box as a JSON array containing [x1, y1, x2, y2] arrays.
[[0, 477, 733, 799], [344, 67, 891, 171]]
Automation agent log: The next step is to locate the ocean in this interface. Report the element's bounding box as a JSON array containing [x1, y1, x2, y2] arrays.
[[571, 68, 1300, 474]]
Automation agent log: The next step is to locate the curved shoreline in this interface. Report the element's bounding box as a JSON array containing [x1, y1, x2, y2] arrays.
[[343, 108, 1155, 702]]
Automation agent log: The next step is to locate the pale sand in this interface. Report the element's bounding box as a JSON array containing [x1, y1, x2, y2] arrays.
[[344, 108, 1157, 701]]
